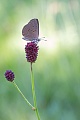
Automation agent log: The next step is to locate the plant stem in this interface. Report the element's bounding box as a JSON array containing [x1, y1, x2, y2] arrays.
[[13, 81, 34, 109], [30, 63, 41, 120]]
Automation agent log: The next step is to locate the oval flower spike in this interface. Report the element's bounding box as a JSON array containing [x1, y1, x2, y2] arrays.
[[25, 42, 39, 63], [4, 70, 15, 82]]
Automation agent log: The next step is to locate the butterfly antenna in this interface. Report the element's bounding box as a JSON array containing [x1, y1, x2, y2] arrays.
[[40, 37, 47, 41]]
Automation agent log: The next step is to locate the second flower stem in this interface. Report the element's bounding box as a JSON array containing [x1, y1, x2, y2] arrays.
[[13, 81, 34, 109]]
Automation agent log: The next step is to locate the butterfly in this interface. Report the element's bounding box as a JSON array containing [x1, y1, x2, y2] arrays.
[[22, 18, 46, 44], [22, 18, 41, 43]]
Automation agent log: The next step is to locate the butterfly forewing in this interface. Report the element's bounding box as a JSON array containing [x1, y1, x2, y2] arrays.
[[22, 19, 39, 41]]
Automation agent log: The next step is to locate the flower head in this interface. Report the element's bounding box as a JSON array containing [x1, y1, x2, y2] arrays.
[[25, 42, 39, 63], [4, 70, 15, 82]]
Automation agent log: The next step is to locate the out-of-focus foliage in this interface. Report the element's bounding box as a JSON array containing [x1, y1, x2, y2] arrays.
[[0, 0, 80, 120]]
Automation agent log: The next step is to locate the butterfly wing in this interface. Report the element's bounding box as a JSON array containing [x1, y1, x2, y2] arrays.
[[22, 19, 39, 41]]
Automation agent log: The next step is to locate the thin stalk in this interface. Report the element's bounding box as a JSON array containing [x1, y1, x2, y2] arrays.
[[30, 63, 41, 120], [13, 81, 35, 109]]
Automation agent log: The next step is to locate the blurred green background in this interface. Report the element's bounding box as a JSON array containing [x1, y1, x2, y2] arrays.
[[0, 0, 80, 120]]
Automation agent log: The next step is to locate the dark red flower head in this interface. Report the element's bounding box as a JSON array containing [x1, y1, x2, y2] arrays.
[[25, 42, 39, 63], [4, 70, 15, 82]]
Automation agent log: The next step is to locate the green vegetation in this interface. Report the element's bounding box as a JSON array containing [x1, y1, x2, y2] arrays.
[[0, 0, 80, 120]]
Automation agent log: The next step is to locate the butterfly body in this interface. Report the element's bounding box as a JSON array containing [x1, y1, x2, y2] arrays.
[[22, 36, 40, 43]]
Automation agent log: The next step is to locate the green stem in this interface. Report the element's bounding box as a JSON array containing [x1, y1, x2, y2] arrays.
[[13, 81, 35, 109], [30, 63, 41, 120]]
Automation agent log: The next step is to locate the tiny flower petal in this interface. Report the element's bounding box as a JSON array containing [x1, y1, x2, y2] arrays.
[[4, 70, 15, 82], [25, 42, 39, 63]]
